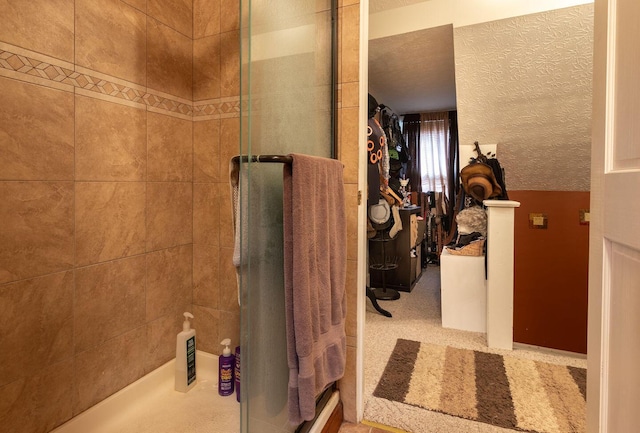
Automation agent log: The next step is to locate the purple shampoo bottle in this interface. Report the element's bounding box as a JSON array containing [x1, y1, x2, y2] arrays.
[[234, 346, 240, 402], [218, 339, 235, 396]]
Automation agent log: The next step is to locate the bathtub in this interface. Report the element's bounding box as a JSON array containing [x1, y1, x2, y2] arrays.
[[52, 351, 339, 433], [52, 351, 238, 433]]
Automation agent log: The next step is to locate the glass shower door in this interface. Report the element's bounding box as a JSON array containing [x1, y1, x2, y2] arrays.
[[238, 1, 336, 432]]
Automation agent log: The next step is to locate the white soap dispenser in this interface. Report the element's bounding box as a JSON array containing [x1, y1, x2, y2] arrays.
[[175, 312, 196, 392]]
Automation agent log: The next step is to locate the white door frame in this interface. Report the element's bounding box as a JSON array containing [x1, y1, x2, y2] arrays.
[[355, 0, 369, 421]]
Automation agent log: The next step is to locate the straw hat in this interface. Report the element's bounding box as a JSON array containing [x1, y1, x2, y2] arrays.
[[460, 162, 502, 202]]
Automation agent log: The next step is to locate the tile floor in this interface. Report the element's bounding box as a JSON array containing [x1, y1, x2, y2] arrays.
[[338, 422, 398, 433]]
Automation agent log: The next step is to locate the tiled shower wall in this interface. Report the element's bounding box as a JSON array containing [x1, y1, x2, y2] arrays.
[[0, 0, 362, 431], [0, 1, 241, 432]]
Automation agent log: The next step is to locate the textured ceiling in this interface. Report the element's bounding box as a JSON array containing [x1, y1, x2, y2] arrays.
[[368, 25, 456, 114], [454, 4, 593, 191]]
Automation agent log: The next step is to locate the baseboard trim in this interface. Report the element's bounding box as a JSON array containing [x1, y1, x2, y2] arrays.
[[513, 342, 587, 359], [362, 419, 411, 433]]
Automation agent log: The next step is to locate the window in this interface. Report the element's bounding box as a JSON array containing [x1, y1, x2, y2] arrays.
[[418, 112, 450, 193]]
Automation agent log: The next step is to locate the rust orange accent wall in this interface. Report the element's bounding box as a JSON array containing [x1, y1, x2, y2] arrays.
[[509, 190, 589, 354]]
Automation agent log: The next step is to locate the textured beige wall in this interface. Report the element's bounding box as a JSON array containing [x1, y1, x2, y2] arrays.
[[454, 4, 593, 191]]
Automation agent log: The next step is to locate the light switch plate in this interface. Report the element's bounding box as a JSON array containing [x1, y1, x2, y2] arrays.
[[580, 209, 590, 225], [529, 213, 548, 229]]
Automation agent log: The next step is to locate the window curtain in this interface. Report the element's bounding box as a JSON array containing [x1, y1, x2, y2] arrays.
[[403, 111, 459, 214], [403, 114, 422, 194], [447, 111, 459, 219], [419, 112, 449, 195]]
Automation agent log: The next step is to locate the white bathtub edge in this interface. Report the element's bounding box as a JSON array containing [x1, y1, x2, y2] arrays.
[[308, 390, 340, 433], [52, 351, 218, 433]]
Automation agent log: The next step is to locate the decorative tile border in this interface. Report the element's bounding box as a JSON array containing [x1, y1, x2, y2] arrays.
[[193, 96, 242, 119], [0, 42, 239, 121]]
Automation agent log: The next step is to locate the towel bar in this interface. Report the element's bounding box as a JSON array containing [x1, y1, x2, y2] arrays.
[[232, 154, 293, 164]]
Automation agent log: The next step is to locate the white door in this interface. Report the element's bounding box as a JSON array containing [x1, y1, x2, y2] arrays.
[[588, 0, 640, 431]]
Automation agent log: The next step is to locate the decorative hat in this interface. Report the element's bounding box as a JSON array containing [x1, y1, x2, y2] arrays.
[[456, 206, 487, 236], [460, 162, 502, 202], [368, 198, 391, 229]]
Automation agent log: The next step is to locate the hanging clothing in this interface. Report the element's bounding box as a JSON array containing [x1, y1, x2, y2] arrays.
[[367, 117, 384, 165], [380, 108, 409, 165], [367, 117, 386, 206]]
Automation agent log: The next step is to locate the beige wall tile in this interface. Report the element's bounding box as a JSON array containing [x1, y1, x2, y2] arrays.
[[0, 0, 73, 63], [218, 247, 239, 312], [121, 0, 146, 12], [194, 0, 221, 38], [337, 2, 360, 420], [219, 117, 240, 174], [193, 119, 221, 182], [341, 4, 359, 83], [74, 256, 146, 353], [145, 310, 190, 373], [147, 18, 193, 100], [194, 35, 221, 101], [344, 183, 359, 261], [342, 81, 359, 108], [191, 305, 221, 354], [340, 107, 360, 185], [220, 0, 240, 33], [193, 244, 220, 308], [346, 335, 356, 348], [75, 95, 146, 182], [73, 328, 146, 414], [316, 0, 332, 12], [145, 245, 193, 321], [0, 360, 74, 433], [0, 182, 74, 284], [0, 78, 74, 181], [146, 182, 193, 251], [0, 272, 73, 386], [339, 344, 358, 423], [148, 0, 193, 37], [147, 112, 193, 181], [220, 30, 240, 98], [219, 117, 238, 245], [337, 6, 343, 83], [218, 190, 234, 251], [75, 0, 147, 85], [218, 310, 240, 351], [345, 259, 358, 338], [75, 182, 146, 266], [194, 183, 220, 246], [34, 360, 75, 431]]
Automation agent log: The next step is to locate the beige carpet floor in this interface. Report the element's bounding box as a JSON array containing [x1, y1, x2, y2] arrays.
[[364, 265, 587, 433]]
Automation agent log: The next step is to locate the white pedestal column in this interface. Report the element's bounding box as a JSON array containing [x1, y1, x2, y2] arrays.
[[483, 200, 521, 350]]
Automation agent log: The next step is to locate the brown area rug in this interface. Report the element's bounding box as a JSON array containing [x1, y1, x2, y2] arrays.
[[373, 339, 586, 433]]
